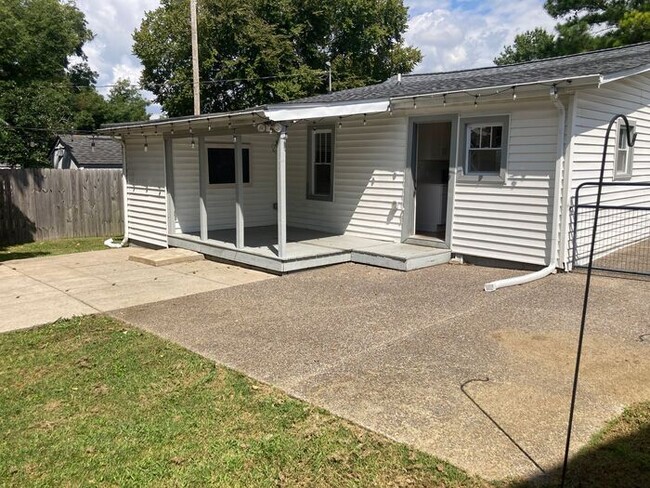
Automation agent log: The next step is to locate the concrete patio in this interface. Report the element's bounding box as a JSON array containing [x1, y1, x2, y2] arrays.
[[111, 263, 650, 482], [0, 247, 273, 332]]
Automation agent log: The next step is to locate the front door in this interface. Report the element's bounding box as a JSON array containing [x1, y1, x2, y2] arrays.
[[413, 121, 452, 241]]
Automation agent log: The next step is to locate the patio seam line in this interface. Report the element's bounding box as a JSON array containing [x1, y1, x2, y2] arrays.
[[2, 262, 102, 314], [283, 286, 524, 392]]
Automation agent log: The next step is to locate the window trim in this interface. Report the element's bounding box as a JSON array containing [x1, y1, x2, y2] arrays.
[[306, 125, 335, 201], [205, 143, 252, 187], [458, 115, 510, 183], [613, 120, 635, 181]]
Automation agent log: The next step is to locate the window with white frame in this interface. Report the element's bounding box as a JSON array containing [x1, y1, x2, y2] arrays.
[[460, 115, 509, 181], [614, 121, 635, 180], [308, 127, 334, 200]]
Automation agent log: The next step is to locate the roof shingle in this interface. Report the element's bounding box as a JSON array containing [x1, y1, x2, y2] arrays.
[[289, 41, 650, 104]]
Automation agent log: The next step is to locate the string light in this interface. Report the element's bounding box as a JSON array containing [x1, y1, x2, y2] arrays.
[[474, 95, 479, 108], [170, 123, 174, 135], [512, 86, 517, 101], [144, 135, 148, 152], [388, 102, 393, 116], [189, 122, 195, 149], [227, 115, 232, 129], [338, 117, 342, 129], [412, 97, 417, 110], [91, 135, 96, 153], [207, 118, 212, 131], [551, 84, 559, 99], [443, 94, 447, 107], [363, 113, 367, 126]]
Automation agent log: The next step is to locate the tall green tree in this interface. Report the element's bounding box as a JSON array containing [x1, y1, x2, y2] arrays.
[[0, 0, 93, 166], [105, 79, 149, 124], [133, 0, 421, 116], [495, 0, 650, 65]]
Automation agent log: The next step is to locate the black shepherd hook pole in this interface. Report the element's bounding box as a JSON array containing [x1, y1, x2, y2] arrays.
[[560, 114, 637, 487]]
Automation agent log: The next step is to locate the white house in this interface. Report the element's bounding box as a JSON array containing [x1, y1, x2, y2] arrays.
[[99, 42, 650, 275]]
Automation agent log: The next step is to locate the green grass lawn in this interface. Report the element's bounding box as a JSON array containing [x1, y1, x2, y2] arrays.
[[0, 316, 487, 487], [1, 316, 646, 487], [0, 237, 109, 262]]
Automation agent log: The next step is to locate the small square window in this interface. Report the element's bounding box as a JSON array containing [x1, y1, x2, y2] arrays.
[[614, 122, 634, 180], [208, 147, 250, 185]]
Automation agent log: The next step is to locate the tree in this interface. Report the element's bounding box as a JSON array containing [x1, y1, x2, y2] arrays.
[[0, 0, 93, 166], [105, 79, 149, 124], [133, 0, 421, 116], [495, 1, 650, 65]]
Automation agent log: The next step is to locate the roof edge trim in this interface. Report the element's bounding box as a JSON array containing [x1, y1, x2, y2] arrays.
[[599, 64, 650, 85]]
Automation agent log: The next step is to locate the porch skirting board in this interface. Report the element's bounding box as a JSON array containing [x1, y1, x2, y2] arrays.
[[168, 232, 451, 274]]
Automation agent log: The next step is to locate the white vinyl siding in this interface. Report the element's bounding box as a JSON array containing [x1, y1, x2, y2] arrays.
[[569, 72, 650, 265], [172, 134, 276, 234], [287, 117, 406, 241], [452, 102, 561, 265], [124, 137, 168, 247]]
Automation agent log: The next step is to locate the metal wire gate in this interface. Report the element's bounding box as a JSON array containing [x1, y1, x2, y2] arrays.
[[572, 181, 650, 277], [561, 115, 638, 488]]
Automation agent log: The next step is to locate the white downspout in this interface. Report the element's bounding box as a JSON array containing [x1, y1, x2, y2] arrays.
[[105, 138, 129, 248], [484, 91, 565, 292]]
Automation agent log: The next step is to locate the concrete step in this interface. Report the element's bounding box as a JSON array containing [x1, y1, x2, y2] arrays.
[[405, 236, 448, 249], [352, 244, 451, 271], [129, 248, 204, 267]]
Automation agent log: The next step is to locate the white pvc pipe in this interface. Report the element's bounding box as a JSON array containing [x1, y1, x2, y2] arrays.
[[105, 138, 129, 249], [485, 93, 566, 292]]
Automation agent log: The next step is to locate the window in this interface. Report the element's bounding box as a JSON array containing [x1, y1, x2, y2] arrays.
[[614, 121, 635, 180], [459, 116, 509, 182], [307, 127, 334, 200], [208, 147, 250, 185]]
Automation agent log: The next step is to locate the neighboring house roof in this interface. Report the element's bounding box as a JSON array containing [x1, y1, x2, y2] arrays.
[[288, 41, 650, 105], [51, 135, 123, 168]]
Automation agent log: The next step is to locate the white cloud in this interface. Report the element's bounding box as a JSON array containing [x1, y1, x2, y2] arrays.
[[75, 0, 160, 114], [405, 0, 557, 73]]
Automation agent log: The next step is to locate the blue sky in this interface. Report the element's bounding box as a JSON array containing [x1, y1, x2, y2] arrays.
[[74, 0, 556, 115]]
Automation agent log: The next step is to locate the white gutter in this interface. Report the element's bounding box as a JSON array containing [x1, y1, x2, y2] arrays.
[[484, 89, 566, 292], [105, 138, 129, 248], [389, 74, 600, 103]]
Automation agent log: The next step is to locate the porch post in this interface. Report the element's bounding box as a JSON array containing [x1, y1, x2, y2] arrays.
[[234, 134, 244, 248], [163, 136, 176, 235], [276, 126, 287, 258], [198, 135, 208, 241]]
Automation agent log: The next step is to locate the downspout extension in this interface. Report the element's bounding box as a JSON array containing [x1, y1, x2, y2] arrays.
[[484, 92, 565, 292], [105, 137, 129, 249]]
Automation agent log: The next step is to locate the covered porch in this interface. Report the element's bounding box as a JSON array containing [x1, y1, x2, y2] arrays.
[[168, 225, 450, 273]]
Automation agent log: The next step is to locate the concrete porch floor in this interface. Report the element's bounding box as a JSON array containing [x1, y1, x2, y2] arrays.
[[169, 225, 451, 273]]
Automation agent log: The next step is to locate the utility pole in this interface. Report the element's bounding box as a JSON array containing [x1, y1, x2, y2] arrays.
[[326, 61, 332, 93], [190, 0, 201, 115]]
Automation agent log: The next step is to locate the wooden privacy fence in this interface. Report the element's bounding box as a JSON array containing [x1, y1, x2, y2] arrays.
[[0, 169, 123, 244]]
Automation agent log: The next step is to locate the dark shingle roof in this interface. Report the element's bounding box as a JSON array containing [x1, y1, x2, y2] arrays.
[[57, 135, 123, 167], [290, 42, 650, 104]]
